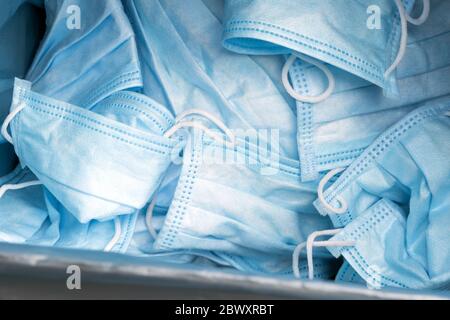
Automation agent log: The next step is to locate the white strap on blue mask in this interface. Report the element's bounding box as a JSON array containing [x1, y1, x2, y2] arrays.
[[282, 53, 335, 104], [0, 177, 122, 252], [317, 167, 349, 214], [1, 102, 26, 144], [104, 217, 122, 252], [385, 0, 430, 78], [2, 102, 127, 253], [145, 109, 237, 239], [164, 109, 236, 147], [405, 0, 430, 25], [0, 181, 43, 198], [0, 104, 44, 208], [279, 1, 430, 86], [292, 228, 355, 279]]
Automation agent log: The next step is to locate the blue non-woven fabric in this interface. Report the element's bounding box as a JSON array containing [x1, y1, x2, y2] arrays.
[[288, 0, 450, 181], [123, 0, 298, 160], [222, 0, 418, 93], [7, 78, 179, 223], [315, 96, 450, 289], [121, 0, 340, 277], [26, 0, 143, 109]]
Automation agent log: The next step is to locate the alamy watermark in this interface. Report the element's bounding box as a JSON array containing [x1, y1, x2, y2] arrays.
[[66, 5, 81, 30], [66, 265, 81, 290], [170, 128, 281, 176], [367, 5, 382, 30]]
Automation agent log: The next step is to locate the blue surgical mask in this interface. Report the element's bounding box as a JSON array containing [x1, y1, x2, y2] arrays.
[[128, 206, 246, 270], [289, 0, 448, 181], [312, 97, 450, 289], [0, 166, 47, 243], [0, 165, 138, 252], [26, 0, 142, 108], [33, 190, 138, 253], [123, 0, 299, 160], [147, 126, 339, 277], [1, 78, 179, 224], [223, 0, 428, 94], [123, 0, 339, 276]]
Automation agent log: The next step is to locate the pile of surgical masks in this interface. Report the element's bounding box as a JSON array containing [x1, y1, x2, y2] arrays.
[[0, 0, 449, 291]]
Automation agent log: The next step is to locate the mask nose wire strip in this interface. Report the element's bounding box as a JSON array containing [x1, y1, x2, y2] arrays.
[[1, 103, 27, 144], [145, 109, 236, 239], [317, 167, 348, 214], [292, 229, 355, 279], [0, 181, 43, 198], [385, 0, 430, 78], [104, 217, 122, 252], [282, 53, 335, 104]]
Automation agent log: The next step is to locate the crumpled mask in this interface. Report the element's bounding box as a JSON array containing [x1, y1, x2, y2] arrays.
[[314, 96, 450, 289], [151, 128, 339, 277], [286, 0, 450, 181], [2, 78, 179, 223], [123, 0, 298, 159], [222, 0, 424, 94], [26, 0, 142, 108], [0, 166, 47, 243], [123, 0, 338, 276], [0, 165, 137, 253]]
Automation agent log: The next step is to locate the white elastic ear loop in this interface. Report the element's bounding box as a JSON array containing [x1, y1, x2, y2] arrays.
[[282, 53, 335, 104], [1, 103, 26, 144], [385, 0, 431, 78], [164, 121, 234, 147], [104, 217, 122, 252], [406, 0, 430, 25], [293, 229, 355, 279], [0, 180, 43, 198], [145, 110, 237, 239], [292, 242, 307, 279], [385, 0, 409, 79], [317, 167, 348, 214], [175, 109, 236, 145], [145, 191, 159, 240], [146, 109, 238, 239]]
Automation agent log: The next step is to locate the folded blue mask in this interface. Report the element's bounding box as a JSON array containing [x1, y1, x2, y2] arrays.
[[288, 0, 449, 181], [1, 78, 179, 224], [123, 0, 339, 276], [34, 190, 138, 253], [149, 127, 339, 277], [26, 0, 142, 108], [128, 206, 247, 269], [123, 0, 298, 160], [312, 97, 450, 289], [0, 166, 47, 243], [0, 165, 137, 252], [0, 0, 44, 175], [223, 0, 429, 94]]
